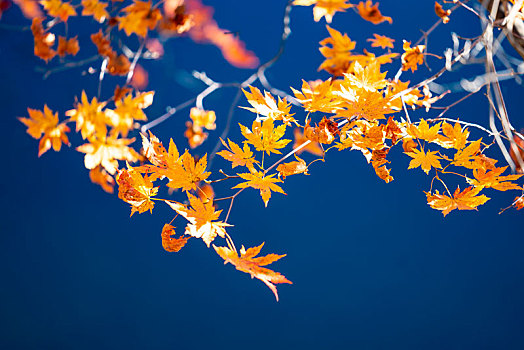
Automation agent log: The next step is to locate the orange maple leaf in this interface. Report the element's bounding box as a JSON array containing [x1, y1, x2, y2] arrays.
[[116, 163, 158, 216], [356, 1, 392, 24], [368, 34, 395, 49], [40, 0, 76, 22], [425, 186, 490, 216], [401, 40, 425, 72], [213, 243, 292, 301], [161, 224, 190, 252], [277, 154, 309, 179], [468, 166, 522, 191], [293, 128, 324, 156], [217, 138, 259, 171], [233, 171, 286, 207], [81, 0, 108, 23], [318, 25, 356, 76], [65, 91, 109, 140], [118, 0, 162, 37], [189, 107, 216, 130], [89, 165, 115, 194], [19, 105, 70, 157], [57, 36, 79, 57], [31, 18, 56, 62], [164, 152, 211, 192]]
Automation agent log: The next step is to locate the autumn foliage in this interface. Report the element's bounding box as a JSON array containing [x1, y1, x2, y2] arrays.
[[5, 0, 524, 300]]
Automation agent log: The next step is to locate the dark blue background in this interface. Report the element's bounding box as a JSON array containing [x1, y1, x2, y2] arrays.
[[1, 1, 523, 349]]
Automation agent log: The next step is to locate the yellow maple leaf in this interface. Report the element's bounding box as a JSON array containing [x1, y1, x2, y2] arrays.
[[65, 91, 109, 140], [452, 139, 483, 169], [213, 243, 292, 301], [406, 119, 441, 142], [116, 162, 158, 216], [233, 170, 286, 207], [106, 91, 154, 137], [19, 105, 70, 157], [76, 135, 140, 175], [343, 60, 388, 93], [165, 193, 230, 247], [81, 0, 108, 23], [425, 186, 490, 216], [292, 0, 353, 23], [239, 119, 291, 156], [241, 86, 296, 125], [435, 121, 469, 150], [217, 138, 259, 171], [291, 79, 342, 113], [40, 0, 76, 22], [406, 147, 443, 174], [318, 25, 356, 76]]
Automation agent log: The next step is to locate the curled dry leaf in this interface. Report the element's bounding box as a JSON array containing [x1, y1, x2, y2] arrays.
[[161, 224, 190, 252]]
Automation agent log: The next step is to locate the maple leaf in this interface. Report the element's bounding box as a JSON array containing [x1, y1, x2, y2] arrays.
[[40, 0, 76, 22], [318, 25, 356, 76], [241, 86, 296, 125], [371, 147, 393, 183], [65, 91, 109, 140], [425, 186, 490, 217], [116, 163, 158, 216], [31, 18, 56, 62], [233, 171, 286, 207], [406, 119, 441, 142], [118, 0, 162, 37], [336, 89, 395, 121], [468, 166, 522, 191], [435, 121, 469, 150], [107, 54, 131, 76], [401, 40, 425, 72], [292, 0, 353, 23], [91, 30, 113, 57], [106, 91, 154, 137], [77, 135, 141, 175], [239, 119, 291, 156], [81, 0, 109, 23], [57, 36, 79, 57], [165, 194, 230, 247], [435, 1, 451, 24], [19, 105, 70, 157], [89, 165, 115, 194], [452, 139, 483, 169], [304, 116, 340, 144], [189, 107, 216, 130], [12, 0, 43, 19], [291, 79, 342, 113], [356, 1, 392, 24], [342, 61, 388, 93], [368, 34, 395, 49], [164, 152, 211, 192], [217, 138, 259, 171], [406, 147, 442, 174], [213, 243, 292, 301], [293, 128, 324, 156], [161, 224, 190, 253], [277, 154, 309, 179]]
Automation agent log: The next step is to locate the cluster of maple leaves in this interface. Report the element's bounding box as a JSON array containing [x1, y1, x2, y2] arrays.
[[9, 0, 524, 300]]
